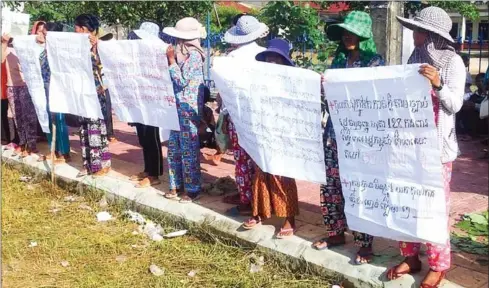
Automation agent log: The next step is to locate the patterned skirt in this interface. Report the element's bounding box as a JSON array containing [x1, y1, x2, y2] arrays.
[[252, 165, 299, 219], [7, 86, 37, 151], [79, 118, 111, 174]]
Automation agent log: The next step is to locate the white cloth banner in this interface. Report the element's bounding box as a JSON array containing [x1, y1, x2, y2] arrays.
[[46, 32, 102, 119], [12, 35, 50, 133], [98, 40, 179, 130], [1, 10, 30, 36], [324, 64, 447, 245], [211, 57, 325, 184]]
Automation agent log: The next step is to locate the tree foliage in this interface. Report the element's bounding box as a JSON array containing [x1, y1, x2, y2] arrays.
[[5, 1, 213, 29], [318, 1, 480, 20]]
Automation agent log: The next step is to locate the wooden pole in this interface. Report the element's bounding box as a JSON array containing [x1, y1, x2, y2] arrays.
[[50, 115, 56, 184]]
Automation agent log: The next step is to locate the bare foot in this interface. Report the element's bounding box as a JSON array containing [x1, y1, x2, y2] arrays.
[[312, 234, 346, 250], [355, 247, 373, 265], [386, 256, 422, 280]]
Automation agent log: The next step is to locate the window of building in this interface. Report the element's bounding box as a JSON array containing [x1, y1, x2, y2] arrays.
[[450, 23, 459, 40], [465, 22, 473, 41], [479, 21, 488, 42]]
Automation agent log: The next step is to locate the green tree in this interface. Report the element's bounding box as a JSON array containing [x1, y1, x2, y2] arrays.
[[318, 1, 480, 20], [5, 1, 213, 29], [259, 1, 337, 71]]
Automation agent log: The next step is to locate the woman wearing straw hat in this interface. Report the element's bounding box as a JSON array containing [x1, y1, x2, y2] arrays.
[[126, 22, 165, 189], [312, 11, 384, 266], [219, 15, 269, 215], [241, 38, 299, 239], [387, 7, 465, 287], [162, 17, 206, 203]]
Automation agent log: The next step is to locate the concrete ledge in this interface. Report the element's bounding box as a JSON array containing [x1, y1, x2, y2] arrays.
[[2, 149, 465, 288]]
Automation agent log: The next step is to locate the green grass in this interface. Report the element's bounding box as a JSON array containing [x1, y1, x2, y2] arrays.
[[2, 165, 340, 288]]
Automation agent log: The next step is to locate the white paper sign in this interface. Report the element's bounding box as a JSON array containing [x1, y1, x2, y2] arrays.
[[98, 40, 179, 130], [46, 32, 102, 119], [324, 64, 447, 245], [1, 10, 30, 36], [13, 35, 50, 133], [211, 57, 325, 184]]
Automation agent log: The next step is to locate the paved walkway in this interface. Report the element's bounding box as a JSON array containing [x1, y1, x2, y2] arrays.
[[12, 115, 489, 287]]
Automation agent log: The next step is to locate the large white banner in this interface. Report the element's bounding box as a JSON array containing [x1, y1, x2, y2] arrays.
[[13, 35, 50, 133], [324, 64, 447, 245], [98, 40, 179, 130], [46, 32, 102, 119], [1, 10, 30, 36], [211, 57, 325, 184]]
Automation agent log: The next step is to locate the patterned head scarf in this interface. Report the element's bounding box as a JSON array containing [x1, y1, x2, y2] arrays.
[[407, 32, 456, 69], [327, 11, 378, 68]]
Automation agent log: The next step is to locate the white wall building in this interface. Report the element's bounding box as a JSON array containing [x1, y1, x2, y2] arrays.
[[449, 2, 488, 49]]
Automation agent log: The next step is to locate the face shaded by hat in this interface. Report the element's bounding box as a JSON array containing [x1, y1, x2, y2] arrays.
[[397, 7, 456, 70], [224, 15, 268, 45], [326, 11, 378, 68], [255, 38, 294, 67]]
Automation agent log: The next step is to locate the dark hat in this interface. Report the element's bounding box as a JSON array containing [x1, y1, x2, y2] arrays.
[[255, 38, 294, 66]]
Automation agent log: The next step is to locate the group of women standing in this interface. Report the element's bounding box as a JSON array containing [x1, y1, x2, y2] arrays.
[[212, 8, 463, 288], [1, 6, 465, 287]]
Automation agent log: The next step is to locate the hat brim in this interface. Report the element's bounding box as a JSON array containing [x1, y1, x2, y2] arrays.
[[326, 23, 371, 41], [396, 16, 454, 43], [255, 48, 294, 66], [133, 29, 160, 40], [224, 23, 268, 45], [162, 27, 202, 40], [99, 33, 113, 41]]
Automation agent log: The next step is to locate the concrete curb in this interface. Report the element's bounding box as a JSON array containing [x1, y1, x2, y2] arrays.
[[2, 149, 465, 288]]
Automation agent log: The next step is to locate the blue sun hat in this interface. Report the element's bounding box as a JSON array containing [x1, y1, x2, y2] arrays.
[[255, 38, 294, 66]]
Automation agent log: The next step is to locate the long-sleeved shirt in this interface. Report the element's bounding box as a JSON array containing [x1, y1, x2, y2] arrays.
[[434, 54, 465, 163]]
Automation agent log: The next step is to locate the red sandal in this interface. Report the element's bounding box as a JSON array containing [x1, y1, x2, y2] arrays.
[[420, 270, 446, 288]]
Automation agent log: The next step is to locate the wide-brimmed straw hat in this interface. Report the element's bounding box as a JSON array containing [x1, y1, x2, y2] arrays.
[[133, 22, 160, 40], [163, 17, 206, 40], [98, 28, 113, 41], [396, 6, 454, 43], [224, 15, 268, 45], [326, 11, 373, 41], [255, 38, 294, 66]]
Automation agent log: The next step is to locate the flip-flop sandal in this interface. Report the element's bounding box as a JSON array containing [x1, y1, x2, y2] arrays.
[[164, 192, 179, 200], [420, 270, 446, 288], [135, 178, 161, 188], [312, 238, 346, 251], [179, 194, 200, 203], [276, 227, 296, 239], [386, 263, 422, 281], [129, 172, 147, 182], [354, 251, 374, 265], [242, 217, 261, 230]]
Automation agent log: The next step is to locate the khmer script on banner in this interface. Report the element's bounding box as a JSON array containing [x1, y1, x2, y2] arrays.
[[324, 64, 447, 245], [98, 40, 179, 130], [46, 32, 102, 119], [13, 35, 50, 133], [212, 57, 324, 184]]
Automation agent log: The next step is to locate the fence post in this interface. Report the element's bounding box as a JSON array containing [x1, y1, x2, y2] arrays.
[[206, 11, 211, 85], [370, 1, 404, 65]]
